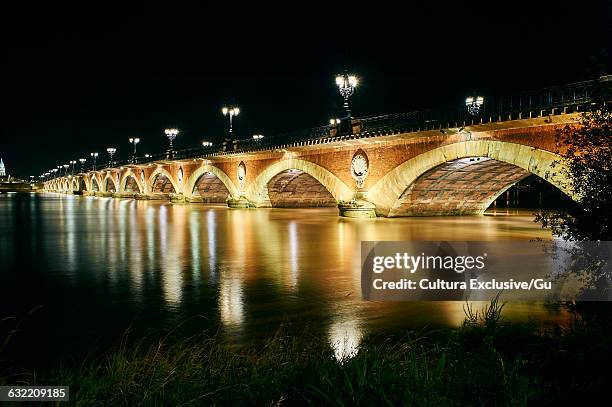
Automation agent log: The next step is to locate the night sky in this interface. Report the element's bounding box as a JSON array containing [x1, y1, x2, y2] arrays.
[[1, 1, 611, 178]]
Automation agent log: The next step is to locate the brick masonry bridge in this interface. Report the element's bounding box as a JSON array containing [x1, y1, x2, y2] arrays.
[[43, 78, 608, 217]]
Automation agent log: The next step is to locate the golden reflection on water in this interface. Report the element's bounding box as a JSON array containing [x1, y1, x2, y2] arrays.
[[27, 195, 574, 357]]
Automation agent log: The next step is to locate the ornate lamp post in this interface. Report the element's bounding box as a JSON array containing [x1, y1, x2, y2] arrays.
[[202, 141, 213, 148], [164, 128, 178, 159], [465, 95, 484, 116], [63, 164, 69, 175], [129, 137, 140, 163], [222, 106, 239, 136], [91, 152, 99, 170], [335, 73, 358, 119], [106, 148, 116, 167], [252, 134, 264, 146], [69, 160, 77, 175], [79, 158, 86, 172]]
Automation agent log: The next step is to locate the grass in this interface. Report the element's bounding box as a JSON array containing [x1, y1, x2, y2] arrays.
[[1, 300, 612, 406]]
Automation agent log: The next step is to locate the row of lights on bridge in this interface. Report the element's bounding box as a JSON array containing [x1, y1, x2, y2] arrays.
[[39, 73, 484, 181], [39, 125, 267, 180]]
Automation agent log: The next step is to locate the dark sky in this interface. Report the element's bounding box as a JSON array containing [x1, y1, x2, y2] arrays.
[[1, 1, 611, 177]]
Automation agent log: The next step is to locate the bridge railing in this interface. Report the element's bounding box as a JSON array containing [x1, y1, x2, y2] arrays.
[[358, 79, 602, 135], [45, 77, 610, 181]]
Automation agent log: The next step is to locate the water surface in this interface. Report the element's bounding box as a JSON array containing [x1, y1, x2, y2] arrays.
[[0, 193, 567, 365]]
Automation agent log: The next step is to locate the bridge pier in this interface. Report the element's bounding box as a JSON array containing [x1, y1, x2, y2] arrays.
[[227, 196, 254, 209], [170, 193, 186, 203], [337, 199, 377, 218]]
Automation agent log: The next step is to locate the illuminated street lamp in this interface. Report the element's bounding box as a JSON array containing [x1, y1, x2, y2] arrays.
[[106, 148, 116, 167], [466, 95, 484, 116], [222, 106, 239, 140], [329, 118, 341, 126], [252, 134, 264, 146], [90, 152, 99, 170], [335, 72, 358, 119], [69, 160, 77, 175], [129, 137, 140, 163], [144, 153, 151, 159], [79, 158, 86, 172], [63, 164, 69, 175], [202, 141, 213, 147], [164, 128, 179, 159]]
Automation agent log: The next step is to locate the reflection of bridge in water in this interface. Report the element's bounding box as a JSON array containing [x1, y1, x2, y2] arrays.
[[44, 78, 609, 217]]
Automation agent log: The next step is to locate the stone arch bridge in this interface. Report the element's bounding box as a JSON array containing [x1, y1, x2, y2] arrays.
[[43, 113, 578, 217]]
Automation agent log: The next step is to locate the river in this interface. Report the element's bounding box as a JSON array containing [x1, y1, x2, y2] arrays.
[[0, 193, 569, 366]]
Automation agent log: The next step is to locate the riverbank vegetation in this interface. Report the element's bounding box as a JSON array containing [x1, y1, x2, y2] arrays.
[[1, 300, 611, 406]]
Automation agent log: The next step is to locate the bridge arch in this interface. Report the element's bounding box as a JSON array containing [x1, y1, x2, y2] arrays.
[[79, 177, 88, 192], [148, 167, 179, 195], [119, 170, 144, 194], [184, 164, 238, 201], [245, 158, 353, 206], [368, 140, 572, 217], [103, 172, 119, 193], [90, 175, 101, 192]]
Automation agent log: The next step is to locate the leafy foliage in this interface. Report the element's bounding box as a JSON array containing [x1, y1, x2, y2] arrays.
[[3, 299, 612, 405], [536, 102, 612, 241], [535, 80, 612, 291]]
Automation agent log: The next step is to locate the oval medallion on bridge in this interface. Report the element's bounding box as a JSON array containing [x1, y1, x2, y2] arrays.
[[140, 169, 145, 185], [237, 161, 246, 190], [351, 149, 369, 189], [178, 166, 184, 183]]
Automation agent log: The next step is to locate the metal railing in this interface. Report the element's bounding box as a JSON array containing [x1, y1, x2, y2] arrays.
[[45, 76, 610, 181]]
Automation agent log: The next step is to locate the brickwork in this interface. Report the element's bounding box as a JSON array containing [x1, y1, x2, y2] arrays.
[[124, 176, 140, 193], [391, 157, 529, 216], [267, 170, 336, 207], [151, 173, 176, 193], [192, 172, 230, 203], [104, 174, 117, 193]]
